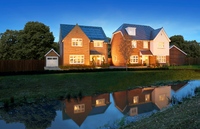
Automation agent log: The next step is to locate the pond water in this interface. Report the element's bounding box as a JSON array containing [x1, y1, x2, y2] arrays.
[[0, 80, 200, 129]]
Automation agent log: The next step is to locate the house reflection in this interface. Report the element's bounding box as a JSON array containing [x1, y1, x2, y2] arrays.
[[112, 86, 171, 116], [62, 93, 110, 126]]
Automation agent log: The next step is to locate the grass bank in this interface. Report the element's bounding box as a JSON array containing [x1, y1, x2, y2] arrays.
[[121, 90, 200, 129], [0, 69, 200, 103]]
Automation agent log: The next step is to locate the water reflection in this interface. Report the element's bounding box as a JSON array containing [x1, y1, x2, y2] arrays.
[[0, 80, 199, 129]]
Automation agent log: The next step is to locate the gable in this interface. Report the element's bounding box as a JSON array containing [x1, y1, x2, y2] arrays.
[[45, 48, 60, 57], [153, 28, 171, 42], [170, 45, 187, 55]]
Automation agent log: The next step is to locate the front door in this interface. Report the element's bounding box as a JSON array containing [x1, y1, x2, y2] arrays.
[[143, 56, 149, 66]]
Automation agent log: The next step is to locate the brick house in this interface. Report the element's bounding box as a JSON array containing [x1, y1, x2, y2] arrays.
[[59, 24, 108, 66], [170, 45, 187, 65], [111, 24, 171, 67]]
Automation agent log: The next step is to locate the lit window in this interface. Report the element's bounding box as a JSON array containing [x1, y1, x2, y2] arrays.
[[69, 55, 84, 64], [145, 94, 150, 102], [159, 94, 166, 101], [158, 42, 164, 48], [130, 107, 138, 116], [130, 55, 138, 63], [132, 40, 137, 48], [96, 99, 105, 106], [133, 96, 139, 104], [94, 41, 103, 47], [72, 38, 83, 46], [143, 41, 148, 48], [74, 104, 85, 113], [157, 56, 166, 63]]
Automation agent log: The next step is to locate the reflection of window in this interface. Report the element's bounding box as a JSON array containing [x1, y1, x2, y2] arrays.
[[145, 94, 150, 102], [143, 41, 148, 48], [159, 94, 166, 101], [130, 107, 138, 116], [133, 96, 139, 104], [158, 42, 164, 48], [94, 41, 103, 47], [72, 38, 83, 46], [132, 40, 137, 48], [96, 99, 105, 106], [130, 55, 138, 63], [74, 104, 85, 113], [70, 55, 84, 64], [157, 56, 166, 63]]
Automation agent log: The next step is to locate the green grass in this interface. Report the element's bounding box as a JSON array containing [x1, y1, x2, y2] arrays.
[[121, 91, 200, 129], [169, 65, 200, 69], [0, 69, 200, 103]]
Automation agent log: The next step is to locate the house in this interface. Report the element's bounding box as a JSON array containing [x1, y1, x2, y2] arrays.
[[62, 93, 110, 126], [112, 86, 171, 116], [59, 24, 108, 66], [111, 23, 171, 67], [44, 48, 60, 69], [170, 45, 187, 65]]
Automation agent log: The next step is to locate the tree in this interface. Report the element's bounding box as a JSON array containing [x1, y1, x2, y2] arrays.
[[170, 35, 184, 48], [17, 21, 55, 60], [119, 33, 133, 71]]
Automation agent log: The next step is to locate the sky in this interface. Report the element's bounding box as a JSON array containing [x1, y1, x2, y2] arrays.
[[0, 0, 200, 42]]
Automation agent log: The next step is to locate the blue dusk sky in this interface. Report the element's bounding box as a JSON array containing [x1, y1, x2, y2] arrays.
[[0, 0, 200, 42]]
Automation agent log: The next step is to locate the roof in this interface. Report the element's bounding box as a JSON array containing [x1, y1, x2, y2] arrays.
[[60, 24, 109, 42], [140, 50, 153, 55], [170, 45, 187, 55], [44, 48, 60, 57], [113, 23, 163, 40], [90, 50, 102, 55]]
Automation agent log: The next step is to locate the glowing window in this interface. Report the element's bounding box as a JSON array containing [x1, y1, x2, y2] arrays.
[[69, 55, 84, 64], [143, 41, 148, 48], [130, 55, 138, 63], [94, 41, 103, 47], [159, 94, 166, 101], [145, 94, 150, 102], [158, 42, 164, 48], [71, 38, 83, 46], [130, 107, 138, 116], [74, 104, 85, 113], [157, 56, 166, 63], [132, 40, 137, 48], [133, 96, 139, 104], [96, 99, 105, 106]]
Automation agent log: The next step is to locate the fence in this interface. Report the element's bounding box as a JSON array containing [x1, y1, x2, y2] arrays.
[[0, 60, 45, 72], [185, 57, 200, 65]]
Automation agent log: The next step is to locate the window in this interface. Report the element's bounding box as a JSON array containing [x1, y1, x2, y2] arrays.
[[158, 42, 164, 48], [130, 107, 138, 116], [74, 104, 85, 113], [96, 99, 105, 106], [70, 55, 84, 64], [72, 38, 83, 46], [94, 41, 103, 47], [130, 55, 138, 63], [145, 94, 150, 102], [133, 96, 139, 104], [143, 41, 148, 48], [132, 40, 137, 48], [125, 27, 136, 36], [159, 94, 166, 101], [157, 56, 166, 63]]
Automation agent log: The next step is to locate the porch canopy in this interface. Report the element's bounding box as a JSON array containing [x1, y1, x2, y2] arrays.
[[90, 50, 102, 55], [140, 50, 153, 56]]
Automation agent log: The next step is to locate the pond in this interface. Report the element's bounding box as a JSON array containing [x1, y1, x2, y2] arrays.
[[0, 80, 200, 129]]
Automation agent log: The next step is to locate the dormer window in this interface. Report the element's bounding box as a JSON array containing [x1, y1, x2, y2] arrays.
[[125, 27, 136, 36]]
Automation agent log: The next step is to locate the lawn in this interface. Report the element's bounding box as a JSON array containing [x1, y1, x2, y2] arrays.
[[169, 65, 200, 69], [0, 69, 200, 104]]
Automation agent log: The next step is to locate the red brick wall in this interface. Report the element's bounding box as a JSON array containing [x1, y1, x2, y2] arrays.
[[61, 25, 90, 66], [170, 47, 186, 65]]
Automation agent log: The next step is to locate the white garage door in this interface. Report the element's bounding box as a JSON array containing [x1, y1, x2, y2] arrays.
[[46, 56, 58, 67]]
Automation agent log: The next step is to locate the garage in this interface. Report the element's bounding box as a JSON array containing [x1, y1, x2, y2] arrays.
[[44, 49, 60, 67]]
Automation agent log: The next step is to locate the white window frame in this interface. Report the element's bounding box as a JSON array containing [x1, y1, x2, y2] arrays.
[[130, 107, 138, 116], [133, 96, 139, 104], [125, 27, 136, 36], [132, 40, 137, 48], [74, 104, 85, 113], [96, 99, 105, 106], [71, 38, 83, 47], [143, 41, 148, 48], [69, 55, 84, 64], [158, 42, 165, 48], [157, 56, 166, 63], [94, 40, 103, 47], [130, 55, 138, 63]]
